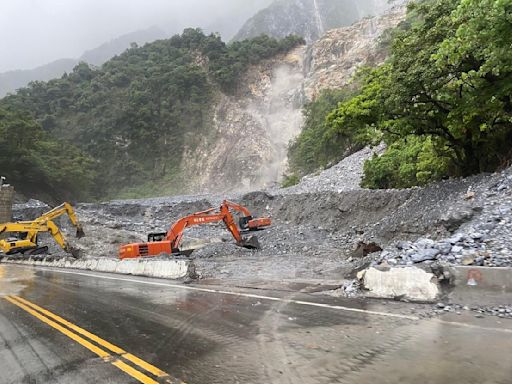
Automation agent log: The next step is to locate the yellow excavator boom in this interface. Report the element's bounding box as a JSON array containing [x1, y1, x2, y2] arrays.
[[0, 202, 84, 258], [19, 202, 85, 238]]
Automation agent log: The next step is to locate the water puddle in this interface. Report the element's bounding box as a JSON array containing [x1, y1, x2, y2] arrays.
[[0, 265, 34, 296]]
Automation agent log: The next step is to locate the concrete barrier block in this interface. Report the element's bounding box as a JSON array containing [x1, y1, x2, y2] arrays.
[[115, 259, 138, 274], [72, 260, 87, 270], [96, 258, 118, 273], [144, 260, 189, 279], [84, 259, 99, 270], [448, 266, 512, 305], [361, 266, 439, 302], [1, 256, 192, 280]]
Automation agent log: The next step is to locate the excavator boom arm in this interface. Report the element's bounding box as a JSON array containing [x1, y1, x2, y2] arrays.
[[0, 202, 83, 257], [222, 200, 271, 231], [166, 206, 244, 251], [33, 202, 85, 238], [223, 200, 252, 217], [45, 220, 78, 257]]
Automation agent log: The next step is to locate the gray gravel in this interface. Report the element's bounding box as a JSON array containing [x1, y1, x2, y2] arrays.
[[431, 303, 512, 320], [377, 168, 512, 268], [278, 143, 386, 194]]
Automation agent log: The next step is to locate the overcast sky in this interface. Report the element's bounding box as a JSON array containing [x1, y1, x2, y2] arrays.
[[0, 0, 272, 72]]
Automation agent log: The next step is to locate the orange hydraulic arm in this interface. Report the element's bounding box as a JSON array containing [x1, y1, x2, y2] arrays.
[[222, 200, 271, 231], [119, 204, 260, 260], [166, 204, 244, 252]]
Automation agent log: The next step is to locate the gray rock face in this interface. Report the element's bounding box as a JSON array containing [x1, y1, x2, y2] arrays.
[[189, 7, 408, 194], [233, 0, 391, 43]]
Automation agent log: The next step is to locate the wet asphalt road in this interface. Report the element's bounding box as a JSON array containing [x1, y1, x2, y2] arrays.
[[0, 264, 511, 384]]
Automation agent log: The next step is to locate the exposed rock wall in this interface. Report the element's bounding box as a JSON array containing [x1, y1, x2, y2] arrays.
[[184, 6, 406, 193], [182, 47, 307, 193], [303, 6, 406, 99], [233, 0, 391, 43]]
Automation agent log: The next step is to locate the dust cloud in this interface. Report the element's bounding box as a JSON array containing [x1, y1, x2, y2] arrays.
[[253, 62, 305, 188]]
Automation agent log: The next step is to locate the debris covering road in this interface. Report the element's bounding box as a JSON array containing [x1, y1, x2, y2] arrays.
[[7, 146, 512, 320], [0, 265, 511, 384]]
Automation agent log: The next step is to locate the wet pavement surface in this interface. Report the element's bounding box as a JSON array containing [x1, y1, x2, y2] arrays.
[[0, 264, 511, 384]]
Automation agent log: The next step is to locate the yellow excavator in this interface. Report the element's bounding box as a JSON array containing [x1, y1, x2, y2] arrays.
[[0, 203, 84, 258]]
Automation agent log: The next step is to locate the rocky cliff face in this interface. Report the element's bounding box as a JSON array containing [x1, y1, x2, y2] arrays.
[[186, 6, 406, 193], [233, 0, 391, 43], [303, 6, 406, 99], [183, 47, 307, 193]]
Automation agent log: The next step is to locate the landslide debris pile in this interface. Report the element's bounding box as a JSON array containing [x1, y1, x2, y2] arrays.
[[10, 146, 512, 280], [280, 144, 386, 194], [377, 167, 512, 268]]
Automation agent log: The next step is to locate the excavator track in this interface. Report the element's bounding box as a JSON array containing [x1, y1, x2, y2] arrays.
[[26, 246, 49, 256]]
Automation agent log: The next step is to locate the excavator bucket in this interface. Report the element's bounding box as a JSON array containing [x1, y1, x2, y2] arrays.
[[69, 246, 81, 259], [240, 235, 260, 250], [76, 226, 85, 239]]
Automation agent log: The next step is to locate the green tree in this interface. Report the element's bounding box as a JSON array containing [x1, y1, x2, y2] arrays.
[[316, 0, 512, 188], [0, 106, 97, 200], [0, 30, 304, 199], [288, 88, 355, 174]]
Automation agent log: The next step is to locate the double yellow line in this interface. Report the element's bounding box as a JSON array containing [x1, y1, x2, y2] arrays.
[[4, 295, 182, 384]]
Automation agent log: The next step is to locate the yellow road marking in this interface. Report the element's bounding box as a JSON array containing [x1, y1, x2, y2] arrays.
[[13, 295, 125, 354], [4, 296, 110, 359], [5, 295, 178, 384], [122, 352, 169, 378], [12, 295, 171, 379], [112, 360, 159, 384]]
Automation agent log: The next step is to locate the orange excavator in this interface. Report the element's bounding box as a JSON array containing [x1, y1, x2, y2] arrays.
[[119, 201, 270, 260], [222, 200, 271, 231]]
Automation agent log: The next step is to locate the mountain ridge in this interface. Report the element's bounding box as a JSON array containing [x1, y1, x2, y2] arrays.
[[233, 0, 391, 43]]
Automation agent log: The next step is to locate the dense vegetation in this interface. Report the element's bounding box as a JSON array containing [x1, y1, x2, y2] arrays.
[[289, 0, 512, 188], [0, 29, 304, 200], [0, 106, 96, 201], [288, 88, 355, 174]]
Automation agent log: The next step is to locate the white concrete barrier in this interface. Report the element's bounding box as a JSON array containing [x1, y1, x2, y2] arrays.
[[1, 256, 192, 280], [359, 266, 440, 302]]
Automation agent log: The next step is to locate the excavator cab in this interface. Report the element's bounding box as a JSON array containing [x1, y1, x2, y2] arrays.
[[147, 232, 167, 242], [238, 216, 252, 231]]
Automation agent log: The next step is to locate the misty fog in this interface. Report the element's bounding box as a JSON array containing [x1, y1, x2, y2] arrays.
[[0, 0, 273, 72]]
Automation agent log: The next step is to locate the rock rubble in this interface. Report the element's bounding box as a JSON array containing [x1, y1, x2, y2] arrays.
[[279, 143, 386, 194], [377, 168, 512, 268]]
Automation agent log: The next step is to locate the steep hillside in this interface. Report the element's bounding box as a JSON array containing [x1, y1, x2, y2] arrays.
[[187, 7, 408, 193], [289, 0, 512, 191], [183, 47, 306, 193], [0, 30, 304, 200], [302, 6, 406, 99], [233, 0, 390, 43], [0, 6, 407, 201]]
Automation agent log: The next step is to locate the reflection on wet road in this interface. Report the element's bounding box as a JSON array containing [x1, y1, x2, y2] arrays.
[[0, 265, 511, 384]]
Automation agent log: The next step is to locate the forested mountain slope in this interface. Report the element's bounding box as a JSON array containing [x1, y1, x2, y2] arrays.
[[0, 30, 304, 201]]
